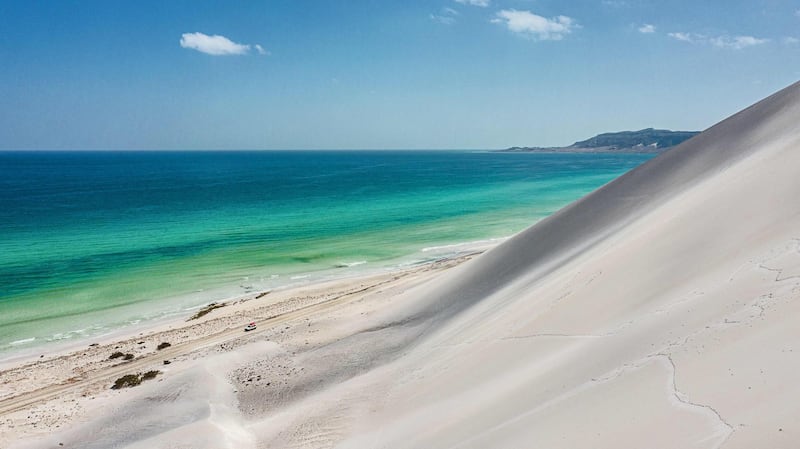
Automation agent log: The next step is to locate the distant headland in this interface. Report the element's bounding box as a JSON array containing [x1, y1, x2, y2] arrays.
[[500, 128, 700, 153]]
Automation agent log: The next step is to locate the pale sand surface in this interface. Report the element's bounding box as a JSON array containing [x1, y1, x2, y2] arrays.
[[0, 255, 478, 448], [4, 81, 800, 448]]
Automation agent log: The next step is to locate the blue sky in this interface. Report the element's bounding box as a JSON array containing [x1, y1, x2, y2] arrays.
[[1, 0, 798, 150]]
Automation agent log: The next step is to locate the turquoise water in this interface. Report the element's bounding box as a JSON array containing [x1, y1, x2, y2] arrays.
[[0, 150, 652, 355]]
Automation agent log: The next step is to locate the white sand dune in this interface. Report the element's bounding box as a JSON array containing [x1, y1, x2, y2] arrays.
[[14, 81, 800, 448], [250, 80, 800, 448]]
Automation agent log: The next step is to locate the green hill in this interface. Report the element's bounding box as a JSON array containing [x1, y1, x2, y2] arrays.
[[502, 128, 700, 153]]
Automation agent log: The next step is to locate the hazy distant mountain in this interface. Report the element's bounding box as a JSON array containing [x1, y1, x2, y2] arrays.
[[501, 128, 700, 153]]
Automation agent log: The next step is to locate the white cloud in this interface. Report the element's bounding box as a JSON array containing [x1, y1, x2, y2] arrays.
[[455, 0, 489, 7], [668, 32, 768, 49], [431, 7, 459, 25], [783, 37, 800, 45], [710, 35, 769, 49], [180, 32, 267, 56], [668, 31, 698, 42], [492, 10, 577, 41], [638, 24, 656, 34]]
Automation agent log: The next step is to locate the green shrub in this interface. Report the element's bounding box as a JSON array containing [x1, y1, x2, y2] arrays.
[[110, 370, 162, 390], [123, 353, 134, 361], [109, 351, 125, 360], [156, 342, 171, 350], [142, 370, 161, 380], [111, 374, 141, 389]]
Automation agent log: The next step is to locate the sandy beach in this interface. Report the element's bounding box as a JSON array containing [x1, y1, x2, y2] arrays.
[[0, 252, 480, 448], [4, 81, 800, 448]]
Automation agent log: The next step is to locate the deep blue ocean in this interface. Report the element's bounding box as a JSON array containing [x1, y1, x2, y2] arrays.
[[0, 150, 652, 355]]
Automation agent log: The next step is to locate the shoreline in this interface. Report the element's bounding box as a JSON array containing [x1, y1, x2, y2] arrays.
[[0, 236, 506, 364], [0, 248, 485, 447]]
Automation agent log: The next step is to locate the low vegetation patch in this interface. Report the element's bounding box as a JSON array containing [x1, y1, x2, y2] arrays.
[[111, 370, 162, 390], [142, 370, 161, 380], [110, 351, 135, 361], [188, 302, 226, 321], [156, 342, 171, 350], [111, 374, 142, 389]]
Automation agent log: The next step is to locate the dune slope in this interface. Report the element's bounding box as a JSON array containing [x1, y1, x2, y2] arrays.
[[250, 81, 800, 448]]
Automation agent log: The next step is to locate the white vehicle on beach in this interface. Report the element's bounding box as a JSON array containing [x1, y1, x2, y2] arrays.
[[244, 322, 257, 332]]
